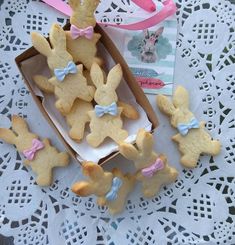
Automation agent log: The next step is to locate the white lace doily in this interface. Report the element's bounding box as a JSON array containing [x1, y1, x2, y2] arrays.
[[0, 0, 235, 244]]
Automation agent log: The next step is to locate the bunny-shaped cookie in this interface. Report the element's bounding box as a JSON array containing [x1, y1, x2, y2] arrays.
[[72, 162, 135, 215], [157, 86, 221, 168], [86, 63, 129, 147], [66, 0, 102, 70], [119, 129, 178, 198], [0, 115, 69, 186], [33, 77, 92, 142], [31, 23, 95, 114], [65, 99, 93, 142]]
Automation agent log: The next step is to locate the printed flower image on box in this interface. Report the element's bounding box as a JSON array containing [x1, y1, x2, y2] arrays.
[[124, 18, 177, 95]]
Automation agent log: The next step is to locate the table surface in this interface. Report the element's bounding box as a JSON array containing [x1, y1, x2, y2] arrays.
[[0, 0, 235, 244]]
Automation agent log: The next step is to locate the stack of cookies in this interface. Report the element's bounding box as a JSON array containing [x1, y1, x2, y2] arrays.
[[31, 0, 139, 147]]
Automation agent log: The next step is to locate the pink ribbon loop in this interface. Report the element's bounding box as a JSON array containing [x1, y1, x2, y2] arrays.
[[23, 139, 44, 161], [141, 158, 164, 178], [70, 25, 94, 40], [41, 0, 177, 31]]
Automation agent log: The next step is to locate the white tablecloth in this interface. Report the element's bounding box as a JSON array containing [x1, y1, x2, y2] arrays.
[[0, 0, 235, 244]]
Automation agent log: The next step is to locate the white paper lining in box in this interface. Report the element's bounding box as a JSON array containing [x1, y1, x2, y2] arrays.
[[20, 46, 152, 163]]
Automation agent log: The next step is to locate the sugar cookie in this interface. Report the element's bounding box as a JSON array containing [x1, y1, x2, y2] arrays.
[[0, 115, 69, 186], [119, 129, 178, 198], [72, 162, 135, 215], [157, 85, 221, 168]]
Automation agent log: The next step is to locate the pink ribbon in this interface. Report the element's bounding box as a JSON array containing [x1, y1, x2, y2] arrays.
[[141, 158, 164, 178], [70, 25, 94, 40], [41, 0, 177, 31], [132, 0, 156, 12], [23, 139, 44, 161]]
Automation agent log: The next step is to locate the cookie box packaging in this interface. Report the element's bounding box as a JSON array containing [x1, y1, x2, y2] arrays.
[[15, 24, 158, 165]]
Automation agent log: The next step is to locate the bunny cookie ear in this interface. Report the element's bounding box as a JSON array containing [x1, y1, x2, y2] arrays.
[[136, 129, 154, 156], [90, 63, 104, 88], [49, 23, 66, 51], [107, 64, 123, 90], [69, 0, 81, 10], [31, 32, 52, 57], [156, 95, 176, 116], [12, 115, 31, 135], [82, 161, 105, 181], [71, 181, 95, 196], [173, 86, 189, 109]]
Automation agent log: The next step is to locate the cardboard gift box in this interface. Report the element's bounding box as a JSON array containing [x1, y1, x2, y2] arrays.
[[15, 24, 158, 165]]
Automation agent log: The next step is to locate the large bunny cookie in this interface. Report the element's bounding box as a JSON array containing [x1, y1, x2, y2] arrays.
[[66, 0, 102, 70], [119, 129, 178, 198], [65, 99, 93, 142], [31, 23, 95, 114], [157, 86, 221, 168], [0, 116, 69, 186], [86, 63, 129, 147], [72, 162, 135, 215]]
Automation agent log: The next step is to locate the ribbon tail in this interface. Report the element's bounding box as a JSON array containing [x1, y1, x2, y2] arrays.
[[42, 0, 72, 16]]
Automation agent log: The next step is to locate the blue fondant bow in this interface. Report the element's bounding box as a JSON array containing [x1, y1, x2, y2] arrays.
[[54, 61, 77, 81], [95, 102, 118, 118], [105, 177, 123, 202], [177, 118, 200, 136]]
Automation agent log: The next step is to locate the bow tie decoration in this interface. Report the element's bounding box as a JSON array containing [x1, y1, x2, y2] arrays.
[[70, 25, 94, 40], [177, 118, 200, 136], [54, 61, 77, 82], [141, 158, 164, 178], [23, 139, 44, 161], [105, 177, 123, 202], [95, 102, 118, 118]]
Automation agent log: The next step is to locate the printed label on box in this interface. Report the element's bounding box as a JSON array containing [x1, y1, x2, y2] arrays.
[[123, 17, 177, 95]]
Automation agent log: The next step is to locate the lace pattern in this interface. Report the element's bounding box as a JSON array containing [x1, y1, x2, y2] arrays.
[[0, 0, 235, 244]]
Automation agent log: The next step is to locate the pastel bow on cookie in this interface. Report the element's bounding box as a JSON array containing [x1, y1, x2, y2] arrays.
[[54, 61, 77, 81], [70, 25, 94, 40], [177, 118, 200, 136], [105, 177, 123, 202], [95, 102, 118, 118], [141, 158, 164, 178], [23, 139, 44, 161]]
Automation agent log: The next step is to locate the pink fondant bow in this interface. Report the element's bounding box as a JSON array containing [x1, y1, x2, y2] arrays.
[[70, 25, 94, 40], [23, 139, 44, 161], [141, 158, 164, 178]]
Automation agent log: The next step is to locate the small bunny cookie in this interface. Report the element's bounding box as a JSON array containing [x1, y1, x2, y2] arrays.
[[86, 63, 129, 147], [66, 0, 102, 69], [157, 85, 221, 168], [0, 115, 69, 186], [65, 99, 93, 142], [72, 162, 135, 215], [31, 23, 95, 114], [119, 129, 178, 198]]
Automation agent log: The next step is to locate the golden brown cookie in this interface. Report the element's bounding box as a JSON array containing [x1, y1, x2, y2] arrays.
[[72, 162, 135, 215], [86, 63, 129, 147], [31, 23, 95, 114], [119, 129, 178, 198], [65, 99, 93, 142], [157, 85, 221, 168], [66, 0, 102, 69], [0, 115, 69, 186]]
